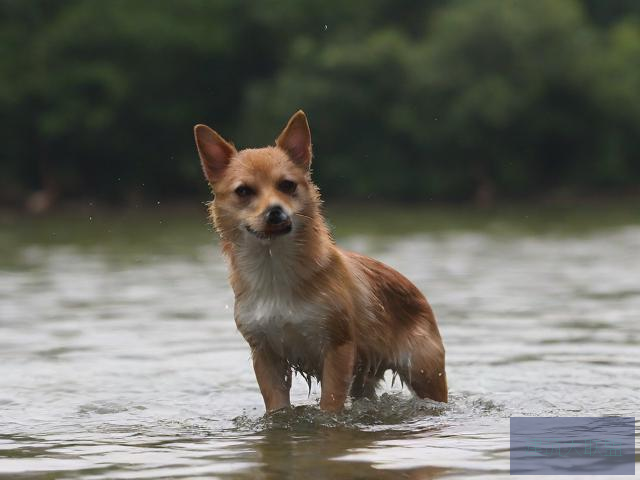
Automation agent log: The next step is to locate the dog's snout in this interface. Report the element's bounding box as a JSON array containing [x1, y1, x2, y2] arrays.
[[265, 205, 289, 225]]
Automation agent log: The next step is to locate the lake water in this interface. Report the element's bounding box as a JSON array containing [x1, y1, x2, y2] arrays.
[[1, 206, 638, 479]]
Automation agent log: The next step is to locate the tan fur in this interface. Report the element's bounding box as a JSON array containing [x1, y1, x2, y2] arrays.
[[194, 111, 447, 413]]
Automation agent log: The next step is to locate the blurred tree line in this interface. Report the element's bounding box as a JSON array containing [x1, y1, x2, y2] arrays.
[[1, 0, 639, 208]]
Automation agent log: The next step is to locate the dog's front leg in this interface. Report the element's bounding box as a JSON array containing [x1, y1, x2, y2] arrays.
[[320, 341, 355, 412], [251, 345, 291, 413]]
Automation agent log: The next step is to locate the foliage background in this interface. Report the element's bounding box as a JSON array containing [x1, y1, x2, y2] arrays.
[[1, 0, 639, 207]]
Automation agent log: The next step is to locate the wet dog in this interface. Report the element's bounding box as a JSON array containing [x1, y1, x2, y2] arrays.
[[194, 111, 447, 412]]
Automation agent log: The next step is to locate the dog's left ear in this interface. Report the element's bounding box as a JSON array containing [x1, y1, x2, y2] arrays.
[[276, 110, 312, 170]]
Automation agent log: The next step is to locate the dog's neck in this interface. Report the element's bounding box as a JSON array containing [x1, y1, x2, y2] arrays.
[[224, 214, 333, 298]]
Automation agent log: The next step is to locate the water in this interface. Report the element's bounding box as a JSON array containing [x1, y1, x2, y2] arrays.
[[1, 207, 639, 479]]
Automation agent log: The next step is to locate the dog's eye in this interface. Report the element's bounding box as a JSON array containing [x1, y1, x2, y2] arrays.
[[235, 185, 254, 197], [278, 180, 297, 195]]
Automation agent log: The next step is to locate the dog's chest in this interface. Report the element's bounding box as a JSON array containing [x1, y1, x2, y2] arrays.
[[234, 276, 328, 368], [231, 242, 330, 371]]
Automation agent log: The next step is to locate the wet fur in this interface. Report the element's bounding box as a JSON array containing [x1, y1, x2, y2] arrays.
[[194, 111, 447, 412]]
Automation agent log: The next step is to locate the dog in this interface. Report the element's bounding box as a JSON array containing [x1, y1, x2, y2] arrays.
[[194, 111, 447, 413]]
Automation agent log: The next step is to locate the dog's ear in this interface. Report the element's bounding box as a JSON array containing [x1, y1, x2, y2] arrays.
[[194, 124, 237, 184], [276, 110, 312, 170]]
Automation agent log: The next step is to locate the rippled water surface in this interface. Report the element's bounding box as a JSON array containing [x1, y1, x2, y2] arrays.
[[1, 207, 638, 479]]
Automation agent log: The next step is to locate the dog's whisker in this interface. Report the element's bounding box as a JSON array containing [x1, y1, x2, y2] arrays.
[[294, 212, 313, 221]]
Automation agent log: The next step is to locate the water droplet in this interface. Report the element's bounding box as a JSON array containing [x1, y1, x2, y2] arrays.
[[89, 216, 93, 221], [324, 24, 328, 30], [438, 372, 443, 376]]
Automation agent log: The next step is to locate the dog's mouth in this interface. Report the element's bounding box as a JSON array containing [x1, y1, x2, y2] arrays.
[[245, 222, 292, 239]]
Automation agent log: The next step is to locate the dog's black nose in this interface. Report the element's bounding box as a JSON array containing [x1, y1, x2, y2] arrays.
[[265, 206, 289, 225]]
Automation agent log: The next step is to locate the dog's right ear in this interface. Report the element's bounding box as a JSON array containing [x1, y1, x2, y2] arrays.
[[194, 124, 237, 184]]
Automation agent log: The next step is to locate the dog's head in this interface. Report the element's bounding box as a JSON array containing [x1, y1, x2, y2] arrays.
[[194, 111, 319, 242]]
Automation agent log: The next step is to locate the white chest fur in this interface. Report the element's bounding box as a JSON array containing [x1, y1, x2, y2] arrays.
[[232, 237, 327, 369]]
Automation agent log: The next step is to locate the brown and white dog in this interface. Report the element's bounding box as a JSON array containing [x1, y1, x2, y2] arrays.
[[194, 111, 447, 413]]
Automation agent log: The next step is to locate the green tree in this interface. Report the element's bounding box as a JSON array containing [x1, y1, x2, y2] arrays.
[[1, 0, 639, 206]]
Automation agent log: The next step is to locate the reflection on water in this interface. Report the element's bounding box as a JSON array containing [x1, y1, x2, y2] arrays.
[[0, 210, 638, 479]]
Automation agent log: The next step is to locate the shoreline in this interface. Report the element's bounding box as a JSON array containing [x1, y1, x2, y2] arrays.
[[1, 194, 638, 245]]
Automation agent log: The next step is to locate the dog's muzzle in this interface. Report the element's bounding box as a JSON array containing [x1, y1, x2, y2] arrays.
[[246, 206, 292, 238]]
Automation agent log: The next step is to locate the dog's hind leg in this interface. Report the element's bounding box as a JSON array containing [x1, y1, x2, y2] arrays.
[[350, 365, 384, 400], [402, 338, 448, 403]]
